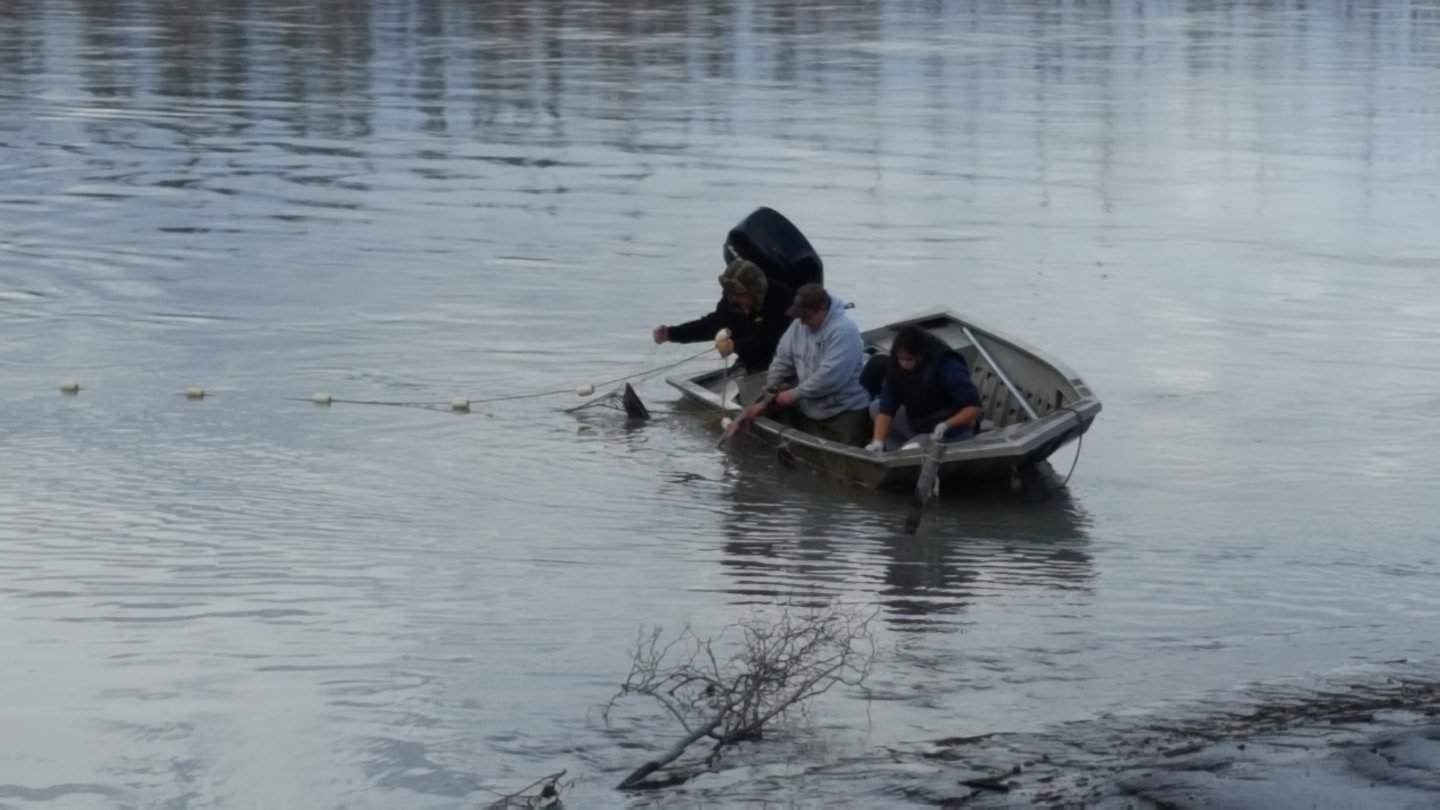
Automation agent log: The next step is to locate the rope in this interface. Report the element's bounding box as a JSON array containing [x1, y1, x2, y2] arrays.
[[1052, 406, 1086, 491], [601, 346, 714, 388], [300, 347, 717, 411], [580, 401, 682, 415], [631, 340, 665, 382], [467, 386, 584, 406], [283, 397, 446, 410]]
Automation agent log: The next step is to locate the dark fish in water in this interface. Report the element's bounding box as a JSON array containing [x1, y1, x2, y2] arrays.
[[718, 390, 775, 446], [905, 436, 947, 534], [622, 383, 650, 420]]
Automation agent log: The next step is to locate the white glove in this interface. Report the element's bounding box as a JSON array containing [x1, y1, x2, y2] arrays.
[[931, 423, 949, 441], [864, 440, 885, 453]]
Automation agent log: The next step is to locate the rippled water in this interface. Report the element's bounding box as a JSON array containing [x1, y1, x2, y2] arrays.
[[3, 1, 1440, 806]]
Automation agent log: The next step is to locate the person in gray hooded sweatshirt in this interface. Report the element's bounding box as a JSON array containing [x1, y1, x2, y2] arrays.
[[743, 283, 872, 446]]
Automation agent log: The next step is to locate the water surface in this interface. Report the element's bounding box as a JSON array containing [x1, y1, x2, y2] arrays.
[[3, 1, 1440, 806]]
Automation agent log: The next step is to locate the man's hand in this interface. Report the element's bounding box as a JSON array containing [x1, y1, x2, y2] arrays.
[[715, 335, 734, 358], [774, 388, 799, 408], [652, 325, 669, 344], [741, 401, 767, 424]]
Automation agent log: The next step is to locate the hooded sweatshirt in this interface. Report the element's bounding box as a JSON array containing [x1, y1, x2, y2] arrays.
[[765, 295, 871, 421]]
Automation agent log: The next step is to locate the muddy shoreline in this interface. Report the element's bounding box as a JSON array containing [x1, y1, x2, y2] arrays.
[[904, 669, 1440, 808]]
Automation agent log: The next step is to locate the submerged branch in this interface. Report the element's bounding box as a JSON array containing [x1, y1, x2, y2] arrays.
[[483, 770, 570, 809], [607, 602, 877, 791]]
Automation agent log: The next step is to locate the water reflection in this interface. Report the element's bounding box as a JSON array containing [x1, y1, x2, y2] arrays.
[[3, 0, 1434, 199], [714, 449, 1094, 632]]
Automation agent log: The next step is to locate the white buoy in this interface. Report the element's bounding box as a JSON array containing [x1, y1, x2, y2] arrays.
[[60, 380, 81, 395], [185, 387, 206, 400], [450, 397, 471, 413], [576, 384, 595, 397], [715, 328, 734, 361], [311, 392, 333, 405]]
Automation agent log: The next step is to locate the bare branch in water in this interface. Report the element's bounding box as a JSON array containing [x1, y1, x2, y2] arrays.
[[483, 770, 570, 809], [607, 603, 877, 791]]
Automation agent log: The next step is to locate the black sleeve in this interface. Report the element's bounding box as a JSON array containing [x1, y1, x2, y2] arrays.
[[667, 302, 725, 344]]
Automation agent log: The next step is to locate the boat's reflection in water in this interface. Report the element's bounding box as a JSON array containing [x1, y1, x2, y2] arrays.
[[708, 439, 1096, 634]]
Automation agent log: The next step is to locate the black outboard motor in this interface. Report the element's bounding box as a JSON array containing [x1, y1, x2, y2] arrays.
[[722, 207, 824, 291]]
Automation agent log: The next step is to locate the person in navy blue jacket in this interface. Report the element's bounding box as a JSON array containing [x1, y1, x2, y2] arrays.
[[866, 325, 984, 452]]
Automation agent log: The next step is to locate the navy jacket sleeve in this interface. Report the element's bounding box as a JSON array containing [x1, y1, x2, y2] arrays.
[[939, 356, 982, 410], [877, 378, 901, 415]]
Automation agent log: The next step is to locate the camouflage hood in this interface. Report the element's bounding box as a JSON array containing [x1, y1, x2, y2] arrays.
[[717, 258, 768, 303]]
